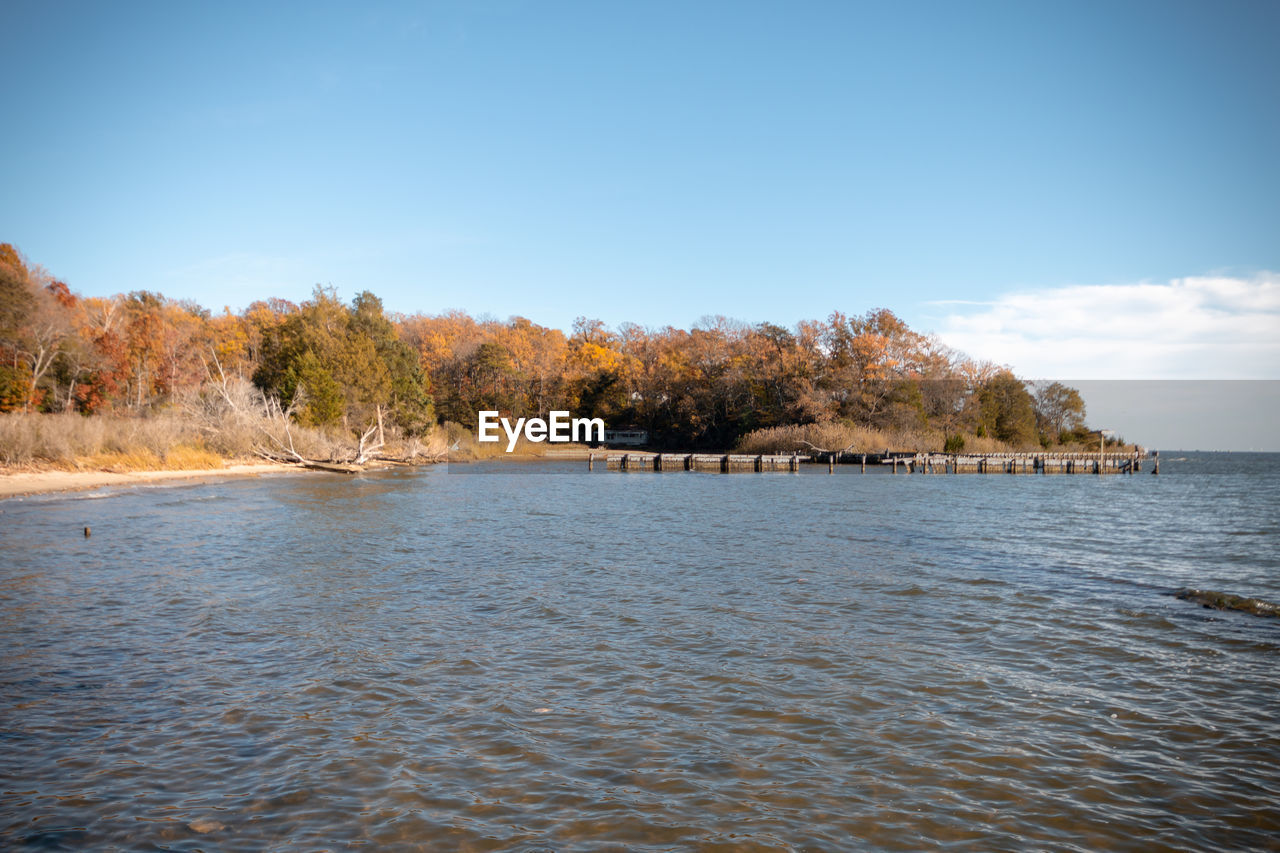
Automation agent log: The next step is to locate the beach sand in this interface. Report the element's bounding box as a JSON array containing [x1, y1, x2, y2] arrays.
[[0, 462, 302, 500]]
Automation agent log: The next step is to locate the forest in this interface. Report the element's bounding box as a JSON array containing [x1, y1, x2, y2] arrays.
[[0, 242, 1096, 464]]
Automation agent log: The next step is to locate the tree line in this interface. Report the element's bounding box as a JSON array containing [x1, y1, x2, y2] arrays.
[[0, 243, 1091, 450]]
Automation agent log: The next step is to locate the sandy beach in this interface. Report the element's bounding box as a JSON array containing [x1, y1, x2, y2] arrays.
[[0, 454, 592, 499], [0, 462, 303, 500]]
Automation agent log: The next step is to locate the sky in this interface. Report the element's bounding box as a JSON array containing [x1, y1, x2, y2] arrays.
[[3, 1, 1279, 444]]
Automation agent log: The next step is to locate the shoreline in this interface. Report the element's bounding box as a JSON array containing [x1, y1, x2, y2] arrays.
[[0, 453, 584, 499], [0, 462, 304, 500]]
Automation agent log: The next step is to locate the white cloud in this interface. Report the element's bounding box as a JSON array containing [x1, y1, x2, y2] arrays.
[[928, 273, 1280, 379]]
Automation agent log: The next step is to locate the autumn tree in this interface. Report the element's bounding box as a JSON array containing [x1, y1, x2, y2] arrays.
[[823, 309, 927, 427], [0, 246, 77, 411], [1033, 381, 1087, 445], [0, 244, 35, 409]]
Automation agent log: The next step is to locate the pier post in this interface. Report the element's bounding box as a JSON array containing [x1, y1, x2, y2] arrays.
[[829, 455, 834, 474], [588, 452, 594, 471], [861, 454, 866, 474], [1152, 451, 1159, 475]]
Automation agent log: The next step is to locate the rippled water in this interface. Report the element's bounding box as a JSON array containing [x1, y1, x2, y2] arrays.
[[2, 453, 1278, 850]]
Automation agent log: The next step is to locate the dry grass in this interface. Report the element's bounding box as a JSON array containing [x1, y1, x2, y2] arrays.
[[735, 422, 1123, 455], [80, 449, 165, 472], [162, 445, 226, 470], [0, 413, 233, 471], [380, 428, 450, 462], [735, 422, 1027, 455], [0, 377, 455, 471], [1, 413, 190, 469]]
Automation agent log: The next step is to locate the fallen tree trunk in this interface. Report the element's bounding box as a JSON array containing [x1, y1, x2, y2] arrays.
[[301, 460, 363, 474], [1174, 588, 1279, 617]]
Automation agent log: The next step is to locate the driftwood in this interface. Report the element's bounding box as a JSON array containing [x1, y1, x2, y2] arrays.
[[353, 406, 385, 465], [253, 399, 385, 472], [301, 460, 362, 474], [799, 439, 859, 460], [193, 356, 446, 473]]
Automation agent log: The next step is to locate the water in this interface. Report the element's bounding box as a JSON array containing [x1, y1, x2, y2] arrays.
[[1, 453, 1277, 851]]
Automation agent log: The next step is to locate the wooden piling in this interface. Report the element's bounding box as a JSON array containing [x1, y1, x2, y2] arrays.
[[590, 448, 1156, 478], [84, 526, 91, 538]]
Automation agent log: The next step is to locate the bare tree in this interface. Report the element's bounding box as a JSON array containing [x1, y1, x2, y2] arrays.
[[1032, 382, 1087, 443]]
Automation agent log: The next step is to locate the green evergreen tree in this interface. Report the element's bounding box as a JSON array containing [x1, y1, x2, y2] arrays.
[[977, 372, 1038, 446]]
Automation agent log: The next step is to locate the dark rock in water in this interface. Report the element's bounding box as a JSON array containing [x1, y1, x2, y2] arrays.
[[1174, 588, 1280, 618]]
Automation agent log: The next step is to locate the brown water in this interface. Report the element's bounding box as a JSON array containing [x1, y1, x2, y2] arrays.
[[1, 453, 1278, 850]]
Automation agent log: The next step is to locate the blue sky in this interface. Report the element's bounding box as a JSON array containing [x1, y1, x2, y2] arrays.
[[4, 0, 1279, 383]]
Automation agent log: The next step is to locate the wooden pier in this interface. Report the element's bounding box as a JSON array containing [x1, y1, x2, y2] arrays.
[[596, 453, 801, 472], [589, 450, 1157, 474], [903, 451, 1149, 474]]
